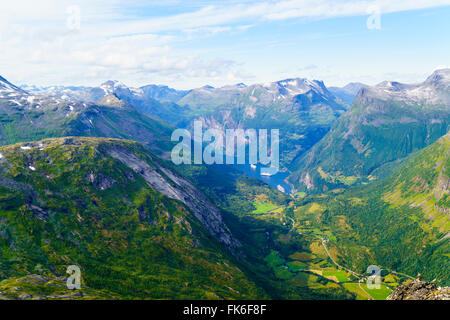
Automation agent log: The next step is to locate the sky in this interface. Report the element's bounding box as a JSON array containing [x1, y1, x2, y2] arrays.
[[0, 0, 449, 89]]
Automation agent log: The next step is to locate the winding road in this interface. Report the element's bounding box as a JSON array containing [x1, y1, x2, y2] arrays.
[[285, 215, 403, 300]]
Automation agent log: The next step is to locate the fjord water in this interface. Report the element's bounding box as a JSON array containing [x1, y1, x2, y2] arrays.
[[237, 163, 292, 194]]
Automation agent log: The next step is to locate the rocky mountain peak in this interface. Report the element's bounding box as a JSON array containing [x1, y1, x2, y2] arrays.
[[0, 75, 27, 94], [356, 69, 450, 105], [276, 78, 321, 90], [96, 94, 129, 108], [425, 68, 450, 87], [261, 77, 329, 98], [375, 80, 409, 91], [99, 80, 130, 95]]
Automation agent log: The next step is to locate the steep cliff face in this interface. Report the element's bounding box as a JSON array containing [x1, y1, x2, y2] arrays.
[[387, 277, 449, 300], [105, 143, 240, 250], [0, 137, 261, 299], [0, 137, 239, 250], [289, 69, 450, 192]]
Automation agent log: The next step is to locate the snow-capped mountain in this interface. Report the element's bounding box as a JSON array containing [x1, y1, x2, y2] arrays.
[[0, 75, 174, 155], [359, 68, 450, 105], [289, 69, 450, 191], [0, 76, 28, 96], [22, 80, 190, 104], [18, 80, 190, 125], [175, 77, 349, 167], [0, 75, 88, 115], [178, 77, 345, 112]]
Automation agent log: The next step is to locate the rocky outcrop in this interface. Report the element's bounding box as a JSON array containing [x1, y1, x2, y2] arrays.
[[0, 274, 119, 300], [96, 94, 131, 109], [85, 171, 117, 190], [387, 277, 449, 300], [107, 144, 241, 252]]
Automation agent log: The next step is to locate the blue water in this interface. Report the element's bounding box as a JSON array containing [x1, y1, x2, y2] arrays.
[[236, 163, 292, 194]]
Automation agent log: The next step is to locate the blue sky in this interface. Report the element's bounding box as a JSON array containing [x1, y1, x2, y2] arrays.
[[0, 0, 449, 89]]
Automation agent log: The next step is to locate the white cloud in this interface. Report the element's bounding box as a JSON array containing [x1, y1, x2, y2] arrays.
[[0, 0, 449, 87], [84, 0, 450, 35], [433, 65, 450, 72]]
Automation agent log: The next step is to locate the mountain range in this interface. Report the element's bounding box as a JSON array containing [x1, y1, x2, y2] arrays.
[[0, 80, 176, 157], [22, 77, 350, 167], [0, 70, 448, 300], [328, 82, 368, 105], [289, 69, 450, 192]]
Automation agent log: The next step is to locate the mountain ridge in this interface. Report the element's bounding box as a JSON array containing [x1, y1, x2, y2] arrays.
[[292, 131, 449, 286], [289, 69, 450, 192], [0, 136, 262, 299], [329, 82, 368, 105], [0, 78, 177, 157]]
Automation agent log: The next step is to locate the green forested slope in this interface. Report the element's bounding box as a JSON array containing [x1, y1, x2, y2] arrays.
[[289, 69, 450, 192], [292, 132, 449, 285], [0, 137, 264, 299]]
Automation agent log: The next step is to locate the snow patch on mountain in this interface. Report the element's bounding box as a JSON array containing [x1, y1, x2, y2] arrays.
[[360, 69, 450, 105]]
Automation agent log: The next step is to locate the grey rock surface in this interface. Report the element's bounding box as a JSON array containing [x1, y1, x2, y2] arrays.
[[387, 278, 449, 300]]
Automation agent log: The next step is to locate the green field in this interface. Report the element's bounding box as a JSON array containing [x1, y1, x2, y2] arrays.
[[288, 252, 315, 262], [342, 283, 371, 300], [322, 270, 351, 282], [293, 192, 306, 199], [264, 250, 285, 268], [360, 283, 392, 300], [251, 202, 279, 214], [273, 265, 295, 280], [342, 282, 392, 300], [286, 261, 308, 272]]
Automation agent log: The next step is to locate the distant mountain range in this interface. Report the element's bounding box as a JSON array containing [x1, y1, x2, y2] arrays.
[[26, 77, 349, 167], [289, 69, 450, 192], [0, 78, 175, 157], [1, 70, 448, 299], [11, 70, 450, 193], [329, 82, 368, 105], [8, 69, 450, 194]]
